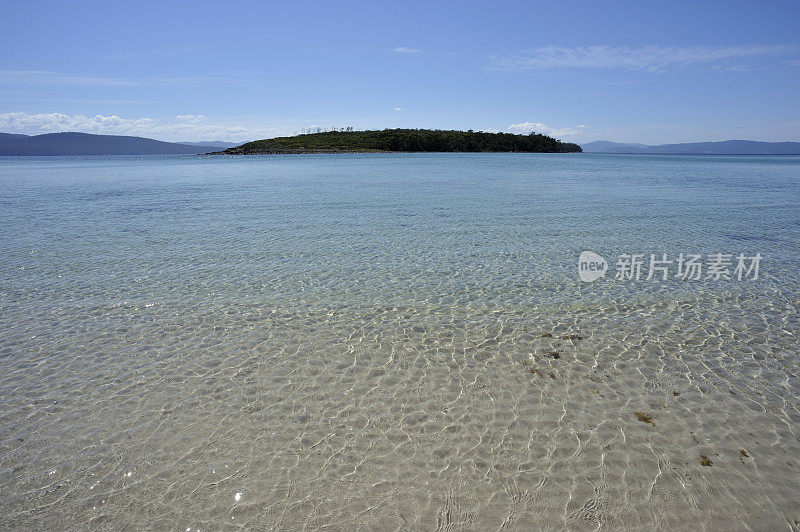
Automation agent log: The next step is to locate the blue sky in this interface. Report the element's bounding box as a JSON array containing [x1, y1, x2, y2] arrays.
[[1, 0, 799, 144]]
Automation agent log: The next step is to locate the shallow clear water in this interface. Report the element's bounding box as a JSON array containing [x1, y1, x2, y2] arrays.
[[1, 153, 799, 529]]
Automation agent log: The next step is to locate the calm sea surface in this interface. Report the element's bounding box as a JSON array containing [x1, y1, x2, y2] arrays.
[[1, 154, 799, 529]]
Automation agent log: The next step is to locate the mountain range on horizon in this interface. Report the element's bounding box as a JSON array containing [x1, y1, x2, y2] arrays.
[[2, 131, 800, 156], [580, 139, 800, 154], [177, 140, 240, 149], [0, 132, 231, 156]]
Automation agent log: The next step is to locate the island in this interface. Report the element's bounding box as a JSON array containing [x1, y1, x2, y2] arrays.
[[212, 128, 582, 154]]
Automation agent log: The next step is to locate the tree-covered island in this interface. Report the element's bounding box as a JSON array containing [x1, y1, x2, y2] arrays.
[[213, 129, 582, 154]]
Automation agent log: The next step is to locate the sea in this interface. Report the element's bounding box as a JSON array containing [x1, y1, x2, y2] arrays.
[[1, 153, 798, 529]]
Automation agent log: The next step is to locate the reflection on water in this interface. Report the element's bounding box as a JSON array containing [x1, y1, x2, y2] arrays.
[[1, 154, 799, 529]]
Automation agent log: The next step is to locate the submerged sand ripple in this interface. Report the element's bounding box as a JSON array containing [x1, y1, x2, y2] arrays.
[[1, 293, 798, 529]]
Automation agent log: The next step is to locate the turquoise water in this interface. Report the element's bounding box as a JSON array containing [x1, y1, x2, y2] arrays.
[[1, 154, 799, 529]]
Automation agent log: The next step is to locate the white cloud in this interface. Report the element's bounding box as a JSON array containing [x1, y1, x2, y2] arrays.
[[507, 122, 588, 137], [492, 45, 796, 72], [393, 47, 422, 54], [0, 112, 283, 142]]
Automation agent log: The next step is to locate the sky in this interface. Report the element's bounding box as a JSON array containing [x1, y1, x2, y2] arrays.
[[1, 0, 799, 144]]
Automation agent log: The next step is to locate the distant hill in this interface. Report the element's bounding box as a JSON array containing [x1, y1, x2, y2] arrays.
[[581, 141, 649, 152], [217, 129, 583, 154], [581, 140, 800, 155], [178, 140, 240, 149], [0, 132, 221, 155]]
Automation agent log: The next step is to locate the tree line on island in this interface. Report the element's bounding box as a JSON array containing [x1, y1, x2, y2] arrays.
[[216, 128, 582, 154]]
